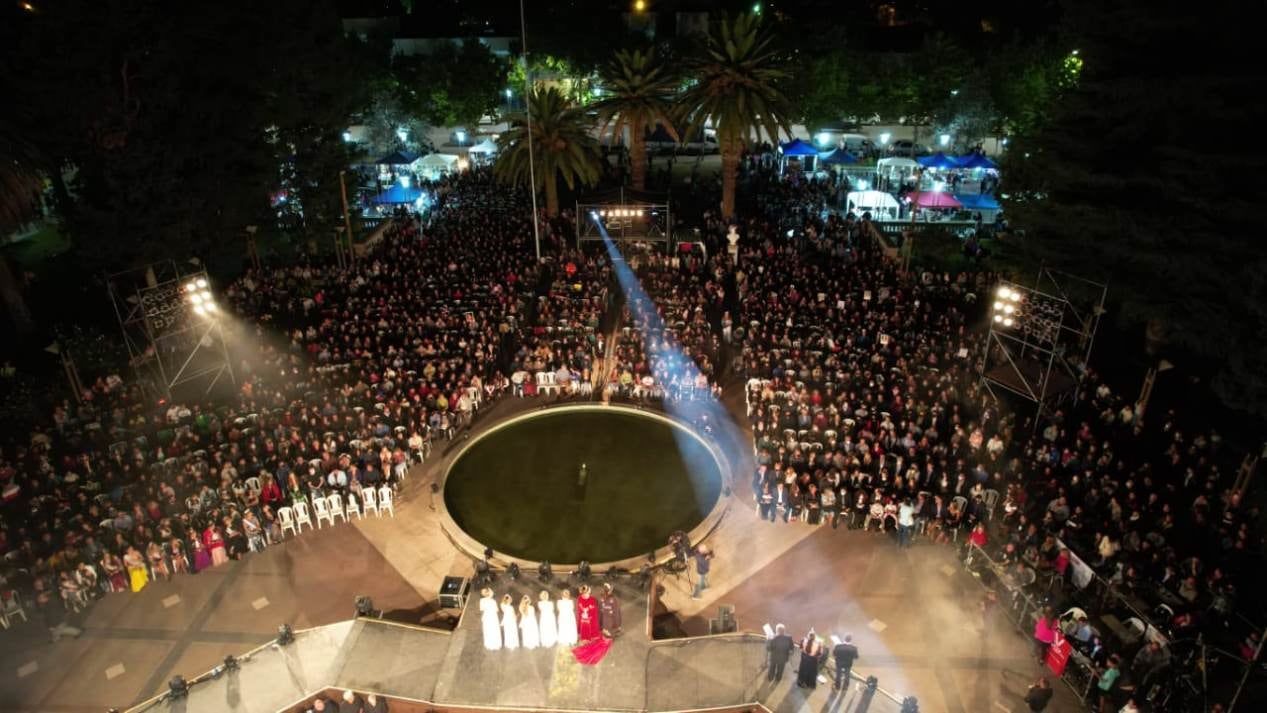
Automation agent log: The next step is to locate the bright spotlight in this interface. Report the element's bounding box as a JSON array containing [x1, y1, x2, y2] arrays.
[[195, 278, 207, 289], [193, 304, 207, 316], [1003, 304, 1015, 315], [993, 301, 1003, 310], [185, 281, 199, 293], [1002, 317, 1014, 327], [939, 134, 951, 147], [189, 293, 203, 304], [993, 314, 1003, 324], [996, 286, 1011, 300], [204, 302, 218, 313], [816, 132, 833, 147], [878, 132, 891, 145]]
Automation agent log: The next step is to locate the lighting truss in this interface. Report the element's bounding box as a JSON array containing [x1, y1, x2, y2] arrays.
[[979, 267, 1107, 427], [576, 188, 670, 246], [107, 261, 236, 401]]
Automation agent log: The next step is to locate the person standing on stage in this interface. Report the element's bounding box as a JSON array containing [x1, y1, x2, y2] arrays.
[[832, 634, 859, 690], [538, 591, 558, 647], [691, 544, 713, 599], [500, 593, 520, 649], [478, 587, 501, 650], [599, 583, 623, 638], [518, 595, 540, 649], [767, 623, 795, 681], [556, 589, 579, 645], [575, 585, 602, 641], [796, 630, 824, 689]]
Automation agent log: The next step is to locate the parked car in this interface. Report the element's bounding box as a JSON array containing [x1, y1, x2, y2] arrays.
[[887, 139, 930, 156]]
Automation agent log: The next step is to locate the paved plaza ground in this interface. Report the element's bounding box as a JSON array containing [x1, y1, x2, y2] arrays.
[[0, 396, 1084, 713]]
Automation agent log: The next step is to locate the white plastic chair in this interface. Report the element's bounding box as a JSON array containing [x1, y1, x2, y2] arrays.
[[312, 497, 334, 528], [293, 501, 314, 532], [1, 590, 28, 628], [361, 487, 379, 517], [244, 476, 262, 494], [377, 486, 394, 517], [327, 493, 347, 523], [345, 493, 362, 520], [278, 506, 297, 537]]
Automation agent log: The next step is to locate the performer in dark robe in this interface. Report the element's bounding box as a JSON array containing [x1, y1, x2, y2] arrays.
[[599, 583, 622, 638], [796, 630, 824, 689], [575, 585, 601, 641]]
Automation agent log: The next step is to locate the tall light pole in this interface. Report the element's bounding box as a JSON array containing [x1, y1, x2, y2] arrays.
[[519, 0, 542, 262]]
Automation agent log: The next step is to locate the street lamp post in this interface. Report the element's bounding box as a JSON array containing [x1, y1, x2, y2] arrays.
[[519, 0, 542, 262]]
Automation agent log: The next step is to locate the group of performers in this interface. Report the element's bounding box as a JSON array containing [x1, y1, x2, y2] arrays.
[[478, 583, 623, 664]]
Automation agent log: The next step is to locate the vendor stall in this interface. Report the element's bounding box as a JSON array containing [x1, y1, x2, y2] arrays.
[[779, 138, 819, 174], [419, 152, 461, 181], [846, 190, 902, 220]]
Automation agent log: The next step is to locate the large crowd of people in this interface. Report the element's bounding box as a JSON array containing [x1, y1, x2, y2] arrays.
[[0, 160, 1260, 712]]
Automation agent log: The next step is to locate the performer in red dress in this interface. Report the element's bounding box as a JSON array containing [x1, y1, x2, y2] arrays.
[[575, 585, 601, 641], [571, 584, 613, 665]]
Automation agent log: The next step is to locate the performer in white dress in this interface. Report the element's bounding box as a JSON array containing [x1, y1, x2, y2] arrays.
[[556, 589, 579, 645], [519, 595, 540, 649], [537, 590, 558, 647], [500, 594, 519, 649], [478, 587, 501, 650]]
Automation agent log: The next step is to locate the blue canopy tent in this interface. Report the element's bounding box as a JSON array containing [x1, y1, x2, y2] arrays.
[[954, 193, 1000, 210], [371, 184, 424, 205], [956, 153, 999, 170], [780, 139, 819, 156], [374, 150, 420, 166], [917, 152, 960, 169], [954, 192, 1002, 222], [780, 138, 820, 173], [819, 148, 859, 165]]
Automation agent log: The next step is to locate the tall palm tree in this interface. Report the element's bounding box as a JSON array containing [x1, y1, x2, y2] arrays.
[[495, 86, 602, 217], [593, 48, 680, 191], [680, 12, 794, 219]]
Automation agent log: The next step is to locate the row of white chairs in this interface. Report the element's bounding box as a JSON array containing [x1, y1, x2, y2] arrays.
[[276, 486, 395, 537]]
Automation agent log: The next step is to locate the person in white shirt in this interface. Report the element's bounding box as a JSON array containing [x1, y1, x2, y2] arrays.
[[897, 499, 916, 548]]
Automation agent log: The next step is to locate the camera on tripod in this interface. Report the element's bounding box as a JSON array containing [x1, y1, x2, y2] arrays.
[[668, 530, 690, 572]]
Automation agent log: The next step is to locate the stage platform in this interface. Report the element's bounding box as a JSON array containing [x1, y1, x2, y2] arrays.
[[131, 575, 905, 713]]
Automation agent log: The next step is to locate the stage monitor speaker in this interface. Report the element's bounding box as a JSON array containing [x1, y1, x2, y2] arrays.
[[439, 575, 470, 609]]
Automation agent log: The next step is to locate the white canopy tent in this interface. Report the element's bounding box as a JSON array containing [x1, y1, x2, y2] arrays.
[[876, 157, 920, 179], [418, 152, 461, 180], [846, 190, 902, 219], [468, 138, 498, 155]]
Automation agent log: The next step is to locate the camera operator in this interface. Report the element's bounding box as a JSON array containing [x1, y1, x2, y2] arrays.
[[691, 544, 713, 599]]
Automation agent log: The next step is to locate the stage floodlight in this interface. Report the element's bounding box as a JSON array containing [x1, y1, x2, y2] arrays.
[[996, 286, 1010, 300], [195, 277, 207, 289], [1002, 317, 1013, 327], [204, 302, 218, 313], [193, 304, 207, 316], [1002, 304, 1014, 315], [993, 301, 1003, 310]]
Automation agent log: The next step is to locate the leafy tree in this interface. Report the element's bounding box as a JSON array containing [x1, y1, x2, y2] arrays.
[[4, 0, 384, 269], [680, 12, 795, 220], [395, 41, 508, 129], [1003, 0, 1267, 416], [494, 87, 601, 217], [593, 48, 680, 191], [785, 49, 856, 130]]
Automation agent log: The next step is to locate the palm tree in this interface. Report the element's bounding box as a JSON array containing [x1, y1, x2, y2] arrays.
[[494, 86, 602, 217], [593, 48, 680, 191], [680, 12, 794, 219]]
